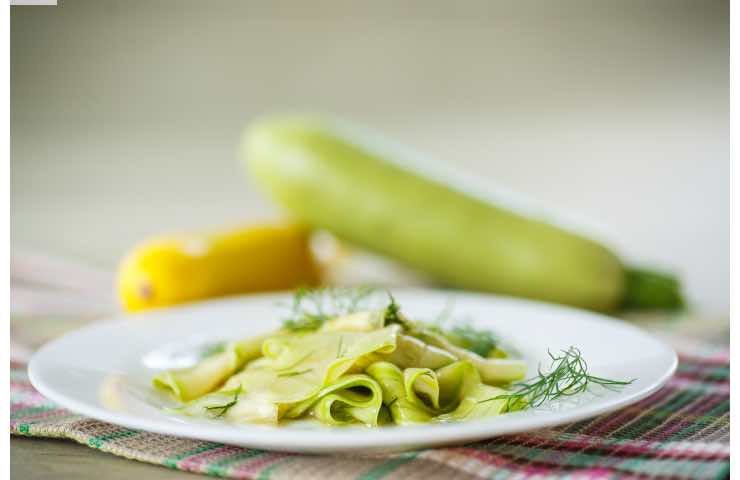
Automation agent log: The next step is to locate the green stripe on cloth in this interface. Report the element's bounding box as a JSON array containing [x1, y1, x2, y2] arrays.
[[206, 449, 267, 476], [163, 443, 226, 469], [256, 457, 296, 480], [356, 453, 420, 480], [9, 333, 729, 479]]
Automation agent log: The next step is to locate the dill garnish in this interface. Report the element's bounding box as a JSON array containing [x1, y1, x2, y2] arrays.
[[479, 347, 634, 412], [384, 293, 401, 324], [385, 294, 504, 357], [277, 368, 313, 378], [441, 322, 498, 357], [282, 287, 377, 331], [204, 386, 242, 418], [387, 397, 399, 407], [383, 293, 413, 330], [426, 301, 499, 357]]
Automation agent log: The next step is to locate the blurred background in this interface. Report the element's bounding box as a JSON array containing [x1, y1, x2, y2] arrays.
[[11, 0, 728, 313]]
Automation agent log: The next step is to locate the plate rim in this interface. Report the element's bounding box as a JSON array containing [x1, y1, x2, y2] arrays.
[[28, 288, 678, 453]]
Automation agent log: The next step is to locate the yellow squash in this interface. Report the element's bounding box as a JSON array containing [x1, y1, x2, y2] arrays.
[[117, 223, 320, 312]]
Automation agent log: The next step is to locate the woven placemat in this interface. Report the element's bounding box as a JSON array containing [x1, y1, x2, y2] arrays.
[[10, 337, 730, 480]]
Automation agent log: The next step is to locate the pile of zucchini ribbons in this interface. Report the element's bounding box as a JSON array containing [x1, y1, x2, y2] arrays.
[[153, 291, 629, 427], [153, 294, 525, 426]]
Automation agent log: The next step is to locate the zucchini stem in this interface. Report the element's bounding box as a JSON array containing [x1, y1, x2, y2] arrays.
[[621, 267, 685, 311]]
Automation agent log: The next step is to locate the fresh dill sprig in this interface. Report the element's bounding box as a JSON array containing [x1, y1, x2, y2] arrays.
[[385, 294, 501, 358], [282, 286, 378, 332], [423, 299, 500, 357], [383, 293, 413, 330], [439, 321, 499, 357], [204, 386, 242, 418], [332, 285, 378, 314], [384, 293, 401, 324], [479, 347, 634, 412]]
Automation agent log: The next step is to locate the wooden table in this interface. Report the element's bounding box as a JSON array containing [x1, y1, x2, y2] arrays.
[[11, 437, 201, 480]]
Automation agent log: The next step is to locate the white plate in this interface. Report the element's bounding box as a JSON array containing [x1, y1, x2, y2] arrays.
[[29, 289, 676, 454]]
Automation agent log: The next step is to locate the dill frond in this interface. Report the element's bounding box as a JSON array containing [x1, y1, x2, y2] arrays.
[[281, 286, 378, 332], [204, 386, 242, 418], [479, 347, 634, 412]]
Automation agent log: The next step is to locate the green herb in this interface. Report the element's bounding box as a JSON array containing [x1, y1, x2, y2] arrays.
[[383, 293, 413, 330], [384, 294, 503, 357], [384, 293, 401, 324], [282, 287, 378, 331], [427, 301, 499, 357], [277, 368, 314, 378], [387, 397, 399, 408], [479, 347, 634, 412], [204, 386, 241, 418], [443, 322, 499, 357], [424, 300, 500, 357]]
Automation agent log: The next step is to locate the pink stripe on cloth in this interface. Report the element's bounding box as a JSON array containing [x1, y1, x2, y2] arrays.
[[9, 381, 37, 392], [575, 467, 619, 480], [11, 408, 73, 424], [669, 372, 730, 388], [678, 351, 730, 365], [176, 445, 248, 470], [11, 402, 40, 413], [229, 452, 290, 476]]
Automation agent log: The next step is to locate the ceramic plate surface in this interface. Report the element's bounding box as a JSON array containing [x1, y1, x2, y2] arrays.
[[29, 289, 676, 453]]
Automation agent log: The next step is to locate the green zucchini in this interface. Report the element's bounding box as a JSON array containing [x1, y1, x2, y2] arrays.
[[241, 115, 682, 312]]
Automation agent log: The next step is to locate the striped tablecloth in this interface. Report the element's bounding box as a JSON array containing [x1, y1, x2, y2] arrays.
[[10, 326, 730, 479]]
